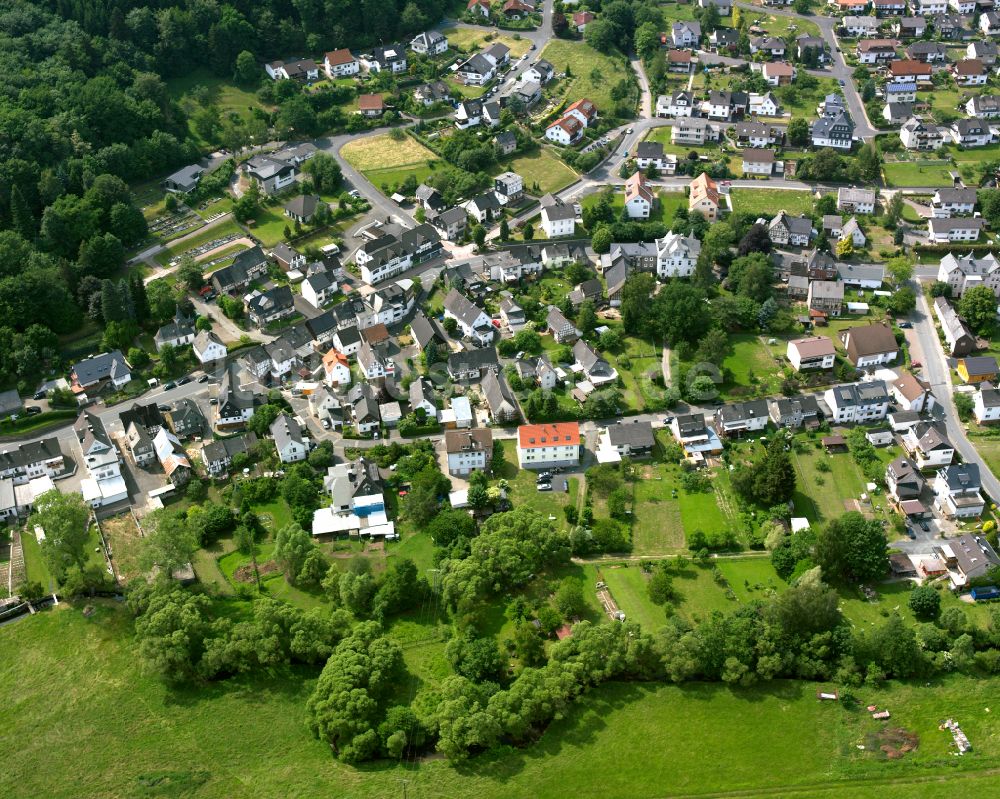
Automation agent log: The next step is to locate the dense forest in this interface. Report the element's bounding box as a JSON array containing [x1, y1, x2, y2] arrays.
[[0, 0, 451, 390]]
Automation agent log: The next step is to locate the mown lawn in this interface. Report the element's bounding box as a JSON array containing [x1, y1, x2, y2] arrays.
[[581, 188, 686, 227], [883, 160, 955, 188], [19, 527, 53, 592], [6, 605, 1000, 798], [729, 187, 822, 217], [166, 69, 274, 149], [598, 563, 664, 629], [539, 39, 637, 114], [506, 148, 578, 194], [342, 133, 438, 173], [790, 445, 870, 523]]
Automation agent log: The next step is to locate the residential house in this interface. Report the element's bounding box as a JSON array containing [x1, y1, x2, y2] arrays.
[[742, 148, 781, 177], [927, 217, 985, 243], [808, 280, 845, 316], [494, 130, 517, 156], [786, 336, 836, 371], [751, 36, 787, 58], [844, 15, 880, 36], [322, 349, 352, 388], [357, 339, 393, 381], [547, 306, 580, 344], [202, 433, 258, 476], [271, 413, 308, 463], [672, 117, 722, 144], [265, 58, 319, 81], [932, 187, 977, 218], [704, 90, 748, 121], [906, 41, 947, 62], [357, 93, 385, 118], [968, 41, 998, 65], [445, 429, 493, 475], [516, 422, 580, 469], [71, 350, 132, 393], [886, 456, 925, 500], [573, 340, 617, 386], [410, 30, 448, 55], [894, 17, 927, 37], [873, 0, 906, 13], [152, 427, 191, 486], [324, 48, 359, 77], [413, 81, 451, 106], [211, 245, 268, 294], [356, 224, 442, 284], [655, 230, 701, 278], [347, 383, 381, 434], [974, 381, 1000, 423], [634, 141, 677, 172], [951, 117, 995, 147], [455, 99, 484, 129], [540, 195, 578, 238], [163, 164, 203, 193], [408, 377, 437, 420], [153, 319, 195, 351], [823, 381, 891, 423], [934, 296, 977, 356], [245, 285, 294, 329], [892, 371, 934, 412], [216, 363, 257, 428], [957, 355, 1000, 384], [900, 116, 946, 150], [954, 58, 988, 86], [666, 49, 693, 74], [656, 90, 697, 117], [601, 420, 655, 458], [934, 465, 985, 518], [494, 172, 524, 206], [818, 94, 847, 118], [166, 398, 205, 439], [545, 114, 584, 145], [444, 288, 493, 346], [734, 121, 783, 148], [749, 91, 781, 116], [670, 413, 723, 456], [842, 322, 898, 366], [689, 172, 721, 221], [523, 59, 555, 84], [365, 44, 407, 74], [447, 346, 499, 382], [885, 82, 917, 105], [903, 421, 954, 469], [982, 11, 1000, 35], [567, 279, 603, 308], [857, 39, 900, 64], [468, 0, 490, 15], [797, 34, 828, 61], [301, 272, 336, 310], [242, 154, 297, 195], [715, 399, 771, 437], [623, 171, 655, 219], [938, 533, 1000, 587], [762, 61, 795, 86], [769, 211, 813, 246], [332, 325, 362, 356], [936, 252, 1000, 297], [124, 422, 155, 467], [838, 187, 876, 214], [710, 28, 740, 51], [191, 331, 226, 366], [672, 20, 702, 47], [482, 369, 519, 424], [840, 217, 866, 247], [769, 395, 821, 429], [811, 112, 855, 149], [573, 10, 595, 30], [272, 243, 306, 273]]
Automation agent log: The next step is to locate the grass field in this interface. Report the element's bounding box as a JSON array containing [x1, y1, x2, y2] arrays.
[[883, 160, 955, 188], [730, 187, 822, 217], [8, 593, 1000, 797], [100, 513, 145, 584], [539, 40, 637, 114], [790, 445, 873, 523], [598, 564, 664, 629], [19, 527, 52, 591], [631, 467, 685, 553], [506, 149, 578, 194], [166, 69, 273, 149], [341, 134, 438, 173], [581, 188, 686, 227], [444, 27, 532, 58]]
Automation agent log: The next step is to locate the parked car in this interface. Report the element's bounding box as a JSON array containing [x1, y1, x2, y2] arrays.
[[537, 482, 552, 491], [157, 404, 170, 412], [197, 375, 209, 383], [32, 390, 46, 400], [919, 520, 930, 532], [177, 376, 191, 385], [899, 321, 912, 329], [209, 397, 218, 405], [25, 406, 42, 416], [163, 382, 176, 390]]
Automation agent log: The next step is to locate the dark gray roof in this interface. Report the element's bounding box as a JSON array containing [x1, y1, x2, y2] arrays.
[[72, 350, 130, 386], [607, 420, 654, 448]]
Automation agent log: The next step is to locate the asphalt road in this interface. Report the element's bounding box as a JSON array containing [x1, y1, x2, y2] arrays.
[[911, 286, 1000, 503]]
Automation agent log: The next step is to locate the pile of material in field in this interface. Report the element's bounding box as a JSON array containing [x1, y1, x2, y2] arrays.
[[866, 727, 919, 760]]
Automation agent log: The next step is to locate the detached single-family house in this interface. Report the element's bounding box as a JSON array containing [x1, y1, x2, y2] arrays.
[[886, 456, 924, 501], [934, 465, 985, 518], [271, 413, 309, 464], [786, 336, 836, 371], [324, 48, 359, 77], [974, 381, 1000, 423], [841, 322, 899, 367], [957, 356, 1000, 384], [903, 421, 954, 469]]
